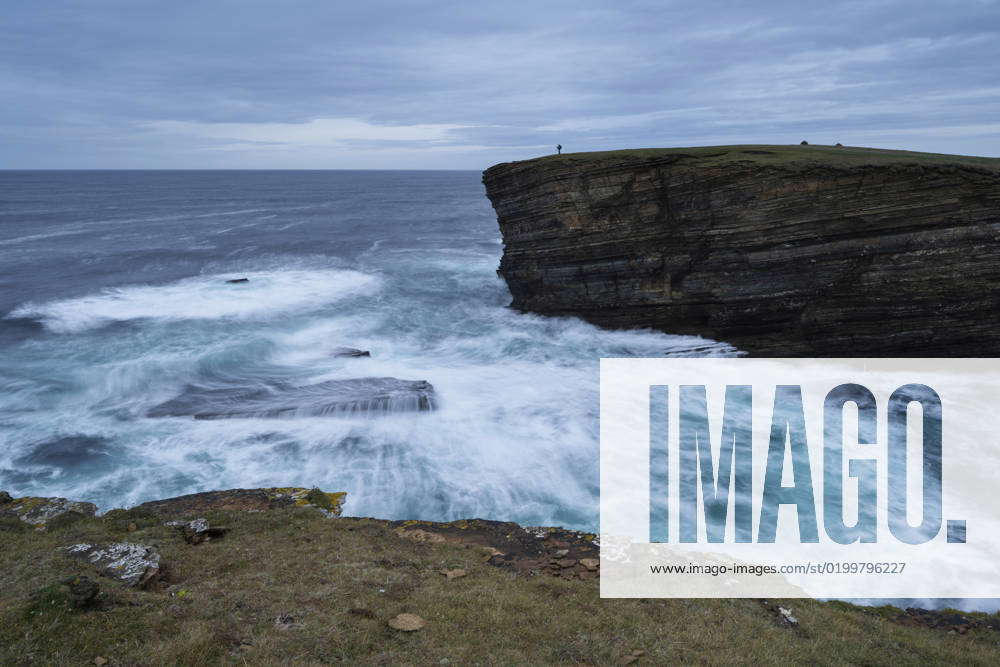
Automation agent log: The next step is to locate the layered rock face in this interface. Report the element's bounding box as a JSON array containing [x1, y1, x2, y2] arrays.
[[483, 145, 1000, 355]]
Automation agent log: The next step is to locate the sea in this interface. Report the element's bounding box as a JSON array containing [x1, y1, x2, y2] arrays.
[[0, 170, 734, 529], [3, 170, 992, 612]]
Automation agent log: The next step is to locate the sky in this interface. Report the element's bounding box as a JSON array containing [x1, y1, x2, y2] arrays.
[[2, 0, 999, 169]]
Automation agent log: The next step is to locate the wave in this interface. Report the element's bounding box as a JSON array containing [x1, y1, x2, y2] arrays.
[[8, 269, 381, 333]]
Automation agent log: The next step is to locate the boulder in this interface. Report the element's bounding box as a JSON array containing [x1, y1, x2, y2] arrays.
[[164, 517, 228, 544], [63, 542, 161, 588], [1, 494, 97, 527], [147, 377, 436, 419]]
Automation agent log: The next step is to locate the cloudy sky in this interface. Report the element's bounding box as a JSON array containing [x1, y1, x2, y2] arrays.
[[3, 0, 999, 169]]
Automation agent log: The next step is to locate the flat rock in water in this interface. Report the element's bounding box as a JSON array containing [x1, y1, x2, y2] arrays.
[[225, 277, 249, 284], [147, 377, 436, 419], [331, 347, 371, 358]]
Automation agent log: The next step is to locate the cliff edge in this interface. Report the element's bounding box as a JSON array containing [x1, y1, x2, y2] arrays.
[[3, 487, 997, 664], [483, 145, 1000, 355]]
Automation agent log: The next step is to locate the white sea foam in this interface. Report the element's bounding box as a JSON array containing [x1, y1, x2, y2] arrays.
[[8, 269, 382, 333]]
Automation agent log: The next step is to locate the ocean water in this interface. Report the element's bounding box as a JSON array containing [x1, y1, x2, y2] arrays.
[[0, 170, 735, 529], [4, 170, 993, 612]]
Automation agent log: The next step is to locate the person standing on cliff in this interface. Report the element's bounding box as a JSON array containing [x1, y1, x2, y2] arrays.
[[556, 144, 562, 155]]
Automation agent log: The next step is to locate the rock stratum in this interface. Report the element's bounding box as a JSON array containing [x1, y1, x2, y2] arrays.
[[483, 145, 1000, 355]]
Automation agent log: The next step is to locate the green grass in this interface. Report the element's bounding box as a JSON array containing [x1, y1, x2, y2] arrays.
[[508, 144, 1000, 170], [3, 508, 1000, 665]]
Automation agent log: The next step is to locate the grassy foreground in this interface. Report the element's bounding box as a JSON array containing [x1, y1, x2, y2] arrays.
[[2, 504, 1000, 665]]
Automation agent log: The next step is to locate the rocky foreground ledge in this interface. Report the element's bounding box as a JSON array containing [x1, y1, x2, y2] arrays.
[[484, 145, 1000, 356], [2, 488, 999, 665]]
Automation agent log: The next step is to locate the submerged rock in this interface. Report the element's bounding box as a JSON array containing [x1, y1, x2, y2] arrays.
[[0, 494, 97, 527], [331, 347, 371, 358], [63, 542, 161, 588], [225, 277, 250, 284], [147, 377, 436, 419], [15, 435, 117, 478]]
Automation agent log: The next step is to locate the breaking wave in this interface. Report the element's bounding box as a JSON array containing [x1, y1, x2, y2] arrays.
[[9, 269, 381, 333]]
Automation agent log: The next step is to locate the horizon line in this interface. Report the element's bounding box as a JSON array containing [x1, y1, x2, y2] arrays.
[[0, 167, 486, 172]]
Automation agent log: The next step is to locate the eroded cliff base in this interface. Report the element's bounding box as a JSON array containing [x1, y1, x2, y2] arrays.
[[484, 145, 1000, 356]]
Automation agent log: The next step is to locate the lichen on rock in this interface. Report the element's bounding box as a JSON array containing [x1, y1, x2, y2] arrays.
[[0, 494, 97, 527], [134, 487, 346, 517], [63, 542, 162, 588]]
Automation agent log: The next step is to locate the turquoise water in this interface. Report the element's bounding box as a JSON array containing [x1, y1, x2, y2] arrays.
[[0, 170, 734, 528]]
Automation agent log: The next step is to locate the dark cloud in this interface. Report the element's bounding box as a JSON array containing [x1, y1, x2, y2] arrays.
[[2, 0, 998, 168]]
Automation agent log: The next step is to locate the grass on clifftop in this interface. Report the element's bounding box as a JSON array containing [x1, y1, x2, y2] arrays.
[[3, 507, 1000, 665], [506, 144, 1000, 171]]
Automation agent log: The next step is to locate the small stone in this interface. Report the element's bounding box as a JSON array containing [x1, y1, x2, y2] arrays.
[[127, 523, 137, 532], [166, 518, 226, 544], [440, 568, 467, 580], [274, 613, 302, 630], [554, 549, 570, 557], [388, 613, 426, 631], [558, 559, 577, 568], [580, 558, 600, 571], [94, 658, 108, 666], [481, 547, 504, 561], [778, 606, 798, 626]]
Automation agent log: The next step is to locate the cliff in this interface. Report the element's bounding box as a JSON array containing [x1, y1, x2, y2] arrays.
[[483, 145, 1000, 355]]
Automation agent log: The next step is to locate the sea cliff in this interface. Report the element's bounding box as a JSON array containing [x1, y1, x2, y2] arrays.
[[483, 145, 1000, 355]]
